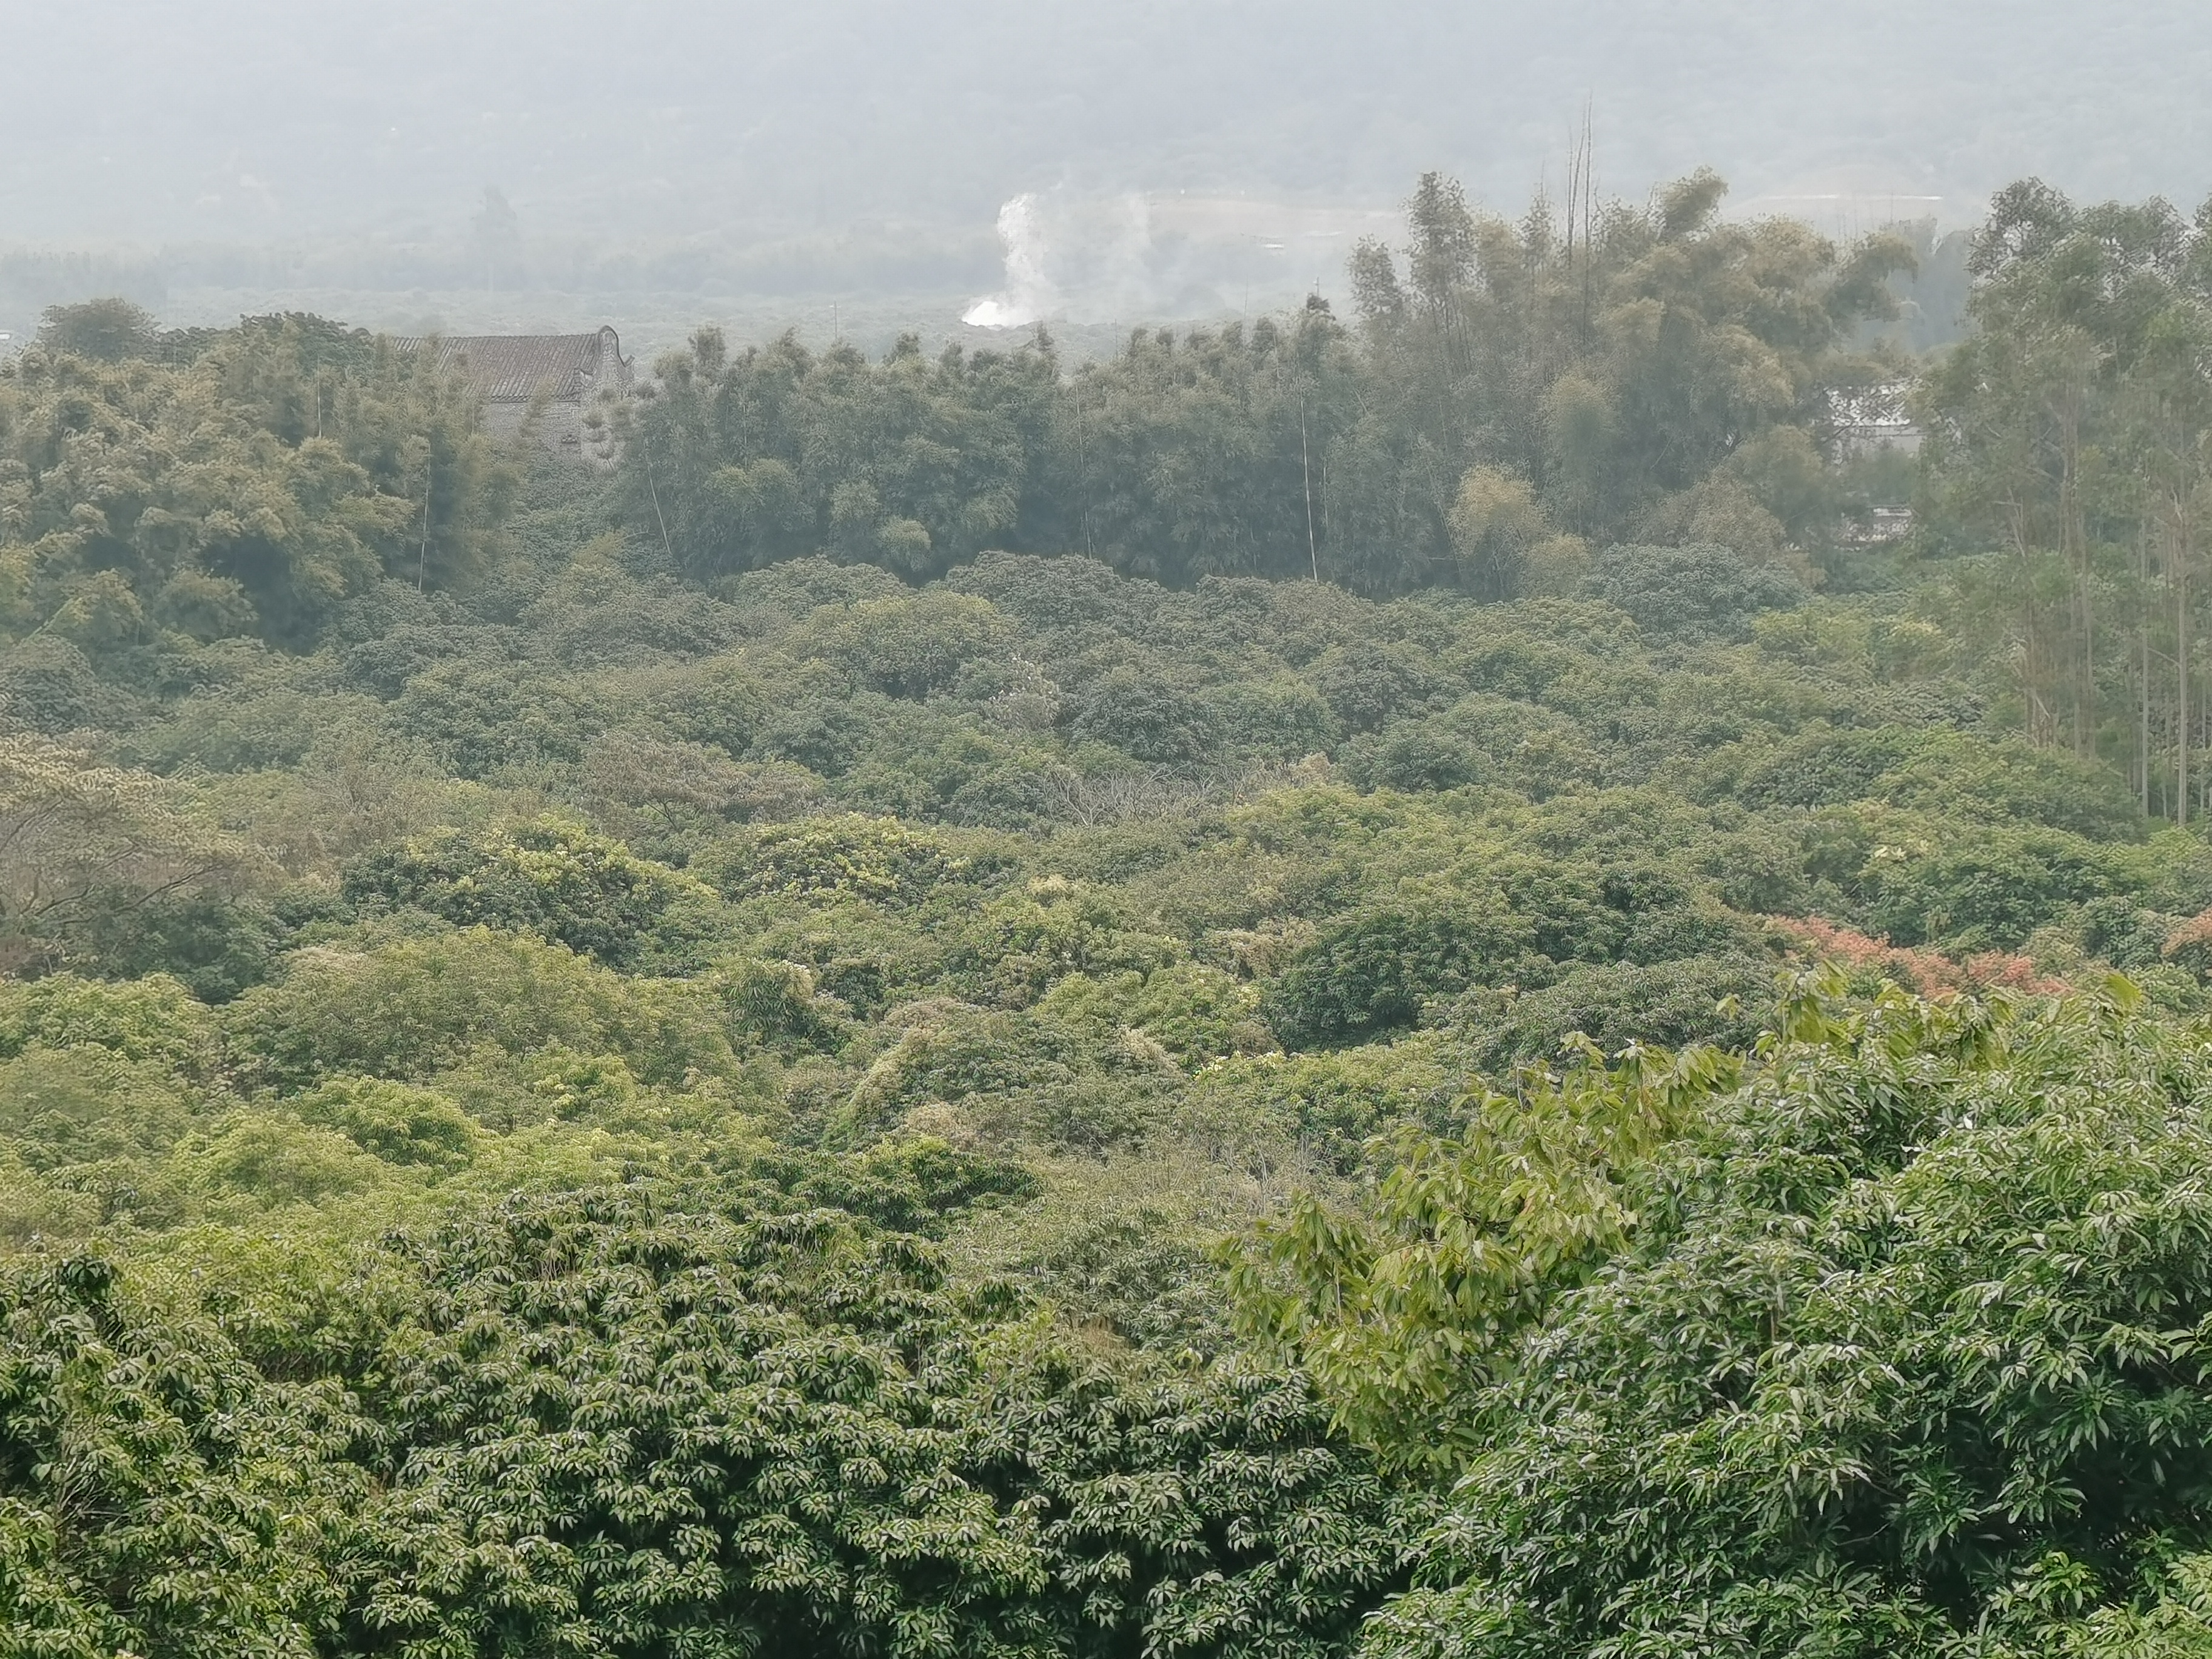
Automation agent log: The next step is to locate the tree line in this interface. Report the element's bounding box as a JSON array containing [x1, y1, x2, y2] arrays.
[[1920, 180, 2212, 824], [619, 170, 1911, 596]]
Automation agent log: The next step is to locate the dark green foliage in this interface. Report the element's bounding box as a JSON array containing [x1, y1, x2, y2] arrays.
[[0, 1186, 1410, 1659], [36, 297, 161, 360], [1312, 643, 1442, 733], [65, 890, 287, 1001], [343, 817, 683, 965], [1445, 951, 1776, 1068], [1, 313, 515, 651], [1265, 902, 1529, 1048], [1266, 870, 1746, 1048], [0, 636, 110, 731], [1722, 722, 1922, 808], [1068, 664, 1218, 766], [1583, 541, 1808, 638], [1855, 825, 2125, 948], [1341, 726, 1486, 793], [392, 661, 611, 776], [2076, 894, 2176, 971]]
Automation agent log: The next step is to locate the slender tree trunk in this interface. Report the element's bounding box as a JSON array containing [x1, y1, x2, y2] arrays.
[[2179, 532, 2190, 826], [2141, 529, 2153, 816], [1301, 398, 1321, 583], [2060, 390, 2091, 756]]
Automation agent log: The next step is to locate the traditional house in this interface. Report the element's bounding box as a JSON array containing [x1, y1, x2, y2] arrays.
[[397, 325, 634, 466], [1829, 382, 1921, 458]]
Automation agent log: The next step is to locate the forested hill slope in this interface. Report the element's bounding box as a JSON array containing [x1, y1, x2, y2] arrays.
[[11, 176, 2212, 1657]]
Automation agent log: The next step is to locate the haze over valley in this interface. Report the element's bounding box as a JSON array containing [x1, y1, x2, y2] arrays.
[[4, 0, 2204, 350]]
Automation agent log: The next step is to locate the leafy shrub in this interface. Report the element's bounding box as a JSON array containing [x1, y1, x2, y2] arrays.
[[1183, 1037, 1464, 1174], [1872, 731, 2148, 840], [0, 971, 218, 1074], [1341, 725, 1487, 792], [1723, 722, 1922, 808], [179, 1113, 389, 1207], [629, 656, 771, 753], [1322, 988, 2212, 1659], [1068, 663, 1217, 766], [392, 662, 612, 776], [1586, 541, 1807, 638], [223, 930, 734, 1091], [1208, 673, 1338, 760], [1855, 825, 2126, 949], [0, 1185, 1413, 1659], [948, 549, 1162, 635], [712, 956, 849, 1051], [0, 635, 111, 731], [703, 813, 971, 903], [805, 590, 1010, 697], [0, 1045, 198, 1171], [1446, 951, 1775, 1069], [1265, 900, 1531, 1048], [291, 1076, 479, 1168], [343, 817, 690, 965], [65, 890, 289, 1002], [838, 1003, 1159, 1145], [0, 1255, 364, 1655], [341, 621, 518, 697], [1035, 962, 1272, 1062], [950, 880, 1181, 1007], [783, 1134, 1039, 1233], [1310, 642, 1442, 733]]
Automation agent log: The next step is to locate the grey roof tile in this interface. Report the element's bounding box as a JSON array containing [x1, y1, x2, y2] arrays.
[[393, 324, 633, 404]]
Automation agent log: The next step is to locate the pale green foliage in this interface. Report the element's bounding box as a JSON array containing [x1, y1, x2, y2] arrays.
[[1227, 974, 2212, 1658], [292, 1076, 480, 1168], [1229, 1037, 1736, 1463], [223, 929, 737, 1091], [0, 969, 218, 1074], [1036, 961, 1271, 1063], [0, 738, 237, 970]]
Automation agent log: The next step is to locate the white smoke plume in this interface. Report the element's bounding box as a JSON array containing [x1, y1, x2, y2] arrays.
[[961, 189, 1393, 330], [963, 193, 1057, 327]]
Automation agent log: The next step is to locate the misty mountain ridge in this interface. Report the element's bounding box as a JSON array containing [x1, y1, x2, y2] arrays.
[[12, 0, 2208, 243]]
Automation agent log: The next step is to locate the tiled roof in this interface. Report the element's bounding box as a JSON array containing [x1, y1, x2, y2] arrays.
[[395, 325, 632, 404]]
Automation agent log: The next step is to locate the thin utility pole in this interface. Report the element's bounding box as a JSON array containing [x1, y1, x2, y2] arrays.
[[417, 455, 432, 591], [1300, 397, 1320, 581], [643, 444, 675, 562]]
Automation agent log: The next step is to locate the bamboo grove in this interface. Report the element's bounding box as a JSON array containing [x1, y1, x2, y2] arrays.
[[1922, 180, 2212, 821]]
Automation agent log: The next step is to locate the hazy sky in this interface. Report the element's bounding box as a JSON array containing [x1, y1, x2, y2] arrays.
[[6, 0, 2209, 246]]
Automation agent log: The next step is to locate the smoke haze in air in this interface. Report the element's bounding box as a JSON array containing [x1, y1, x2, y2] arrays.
[[2, 0, 2208, 343], [12, 0, 2212, 236]]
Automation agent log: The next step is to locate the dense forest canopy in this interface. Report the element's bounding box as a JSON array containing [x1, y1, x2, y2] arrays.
[[15, 172, 2212, 1657], [625, 170, 1911, 595]]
